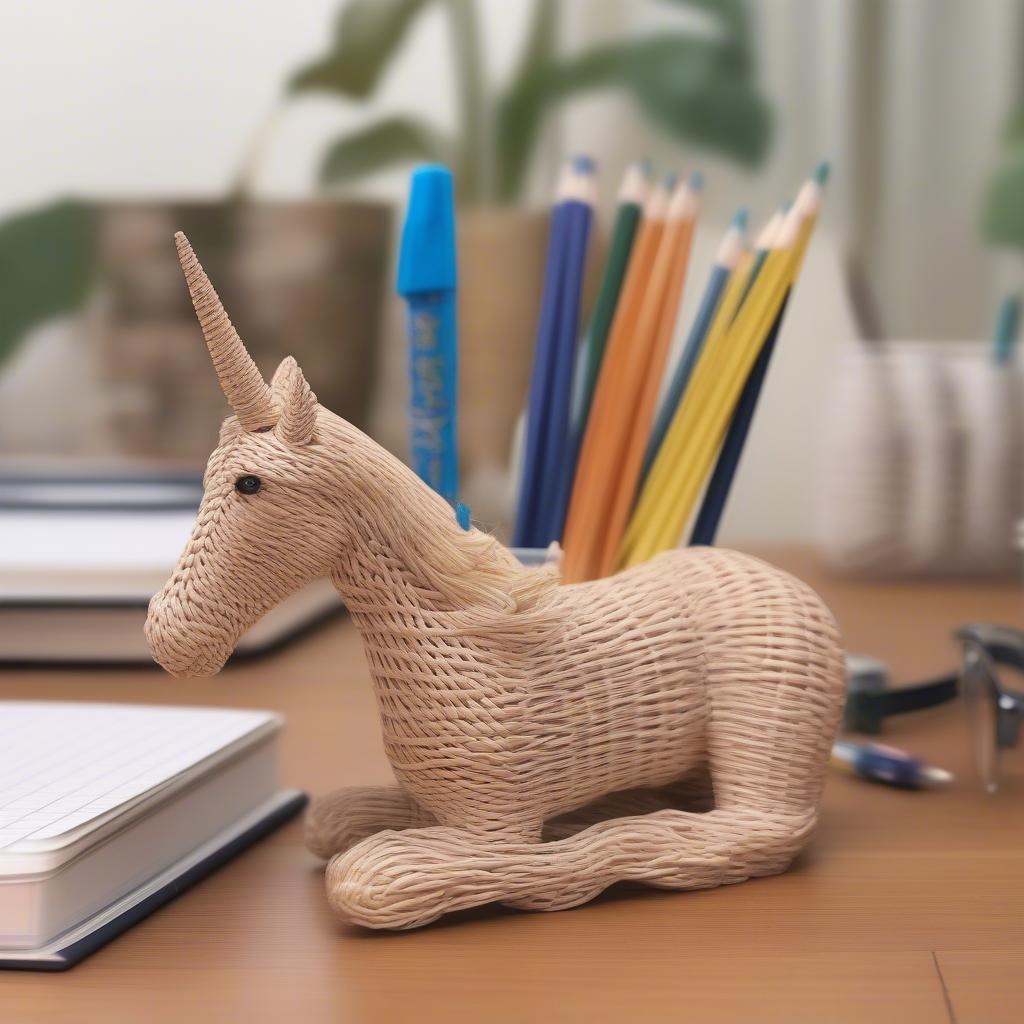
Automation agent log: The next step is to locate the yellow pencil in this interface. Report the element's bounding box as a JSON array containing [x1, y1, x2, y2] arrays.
[[620, 212, 781, 557], [620, 206, 806, 566]]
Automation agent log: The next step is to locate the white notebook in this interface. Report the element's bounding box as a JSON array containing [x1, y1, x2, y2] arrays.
[[0, 701, 305, 969]]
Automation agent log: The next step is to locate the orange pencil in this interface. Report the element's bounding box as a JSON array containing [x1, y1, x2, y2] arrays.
[[594, 175, 701, 576], [561, 180, 670, 582]]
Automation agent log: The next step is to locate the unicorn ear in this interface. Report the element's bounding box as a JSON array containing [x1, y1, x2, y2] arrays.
[[271, 356, 317, 446]]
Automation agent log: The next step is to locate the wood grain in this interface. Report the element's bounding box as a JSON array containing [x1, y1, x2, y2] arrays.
[[935, 951, 1024, 1024], [1, 547, 1022, 1022]]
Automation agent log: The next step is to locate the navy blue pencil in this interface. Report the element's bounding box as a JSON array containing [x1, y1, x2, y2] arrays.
[[536, 160, 596, 544], [548, 162, 648, 546], [689, 291, 790, 546], [513, 163, 586, 547]]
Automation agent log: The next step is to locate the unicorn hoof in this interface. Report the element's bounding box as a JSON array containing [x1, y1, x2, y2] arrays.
[[325, 833, 446, 930]]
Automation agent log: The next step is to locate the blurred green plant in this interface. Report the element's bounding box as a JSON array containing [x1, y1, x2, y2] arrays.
[[290, 0, 772, 203], [984, 105, 1024, 248], [0, 200, 95, 367]]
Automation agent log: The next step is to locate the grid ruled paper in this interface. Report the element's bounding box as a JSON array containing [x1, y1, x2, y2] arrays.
[[0, 703, 274, 851]]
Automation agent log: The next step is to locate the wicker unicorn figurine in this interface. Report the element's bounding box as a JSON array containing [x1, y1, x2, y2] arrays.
[[147, 233, 845, 930]]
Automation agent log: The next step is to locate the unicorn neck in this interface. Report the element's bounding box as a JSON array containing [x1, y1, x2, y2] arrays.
[[321, 416, 533, 621]]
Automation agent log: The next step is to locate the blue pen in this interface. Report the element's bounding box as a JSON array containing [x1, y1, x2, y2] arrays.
[[831, 740, 952, 790], [397, 165, 459, 504]]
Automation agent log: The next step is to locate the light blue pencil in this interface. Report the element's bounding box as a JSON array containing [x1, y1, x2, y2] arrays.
[[993, 296, 1021, 365], [640, 207, 749, 484]]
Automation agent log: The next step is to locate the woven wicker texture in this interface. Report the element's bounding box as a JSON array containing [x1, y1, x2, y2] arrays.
[[147, 234, 846, 930]]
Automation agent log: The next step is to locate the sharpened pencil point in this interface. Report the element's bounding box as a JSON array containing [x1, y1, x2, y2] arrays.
[[663, 173, 678, 191], [688, 170, 704, 191], [814, 160, 830, 185], [573, 154, 597, 175], [731, 207, 748, 231]]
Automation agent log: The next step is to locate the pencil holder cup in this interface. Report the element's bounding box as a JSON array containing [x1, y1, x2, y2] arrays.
[[146, 233, 847, 930], [817, 341, 1024, 577]]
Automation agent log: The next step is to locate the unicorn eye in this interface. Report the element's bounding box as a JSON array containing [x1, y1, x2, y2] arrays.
[[235, 475, 262, 495]]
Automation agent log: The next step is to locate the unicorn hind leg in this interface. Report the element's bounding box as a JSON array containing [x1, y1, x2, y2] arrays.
[[511, 556, 844, 912]]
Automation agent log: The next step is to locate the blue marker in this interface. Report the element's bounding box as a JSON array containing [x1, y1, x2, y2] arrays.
[[397, 165, 459, 504]]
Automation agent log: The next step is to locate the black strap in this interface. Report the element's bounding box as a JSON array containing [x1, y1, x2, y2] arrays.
[[844, 674, 959, 735]]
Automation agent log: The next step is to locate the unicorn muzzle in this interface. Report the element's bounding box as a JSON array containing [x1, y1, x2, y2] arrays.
[[145, 590, 238, 679]]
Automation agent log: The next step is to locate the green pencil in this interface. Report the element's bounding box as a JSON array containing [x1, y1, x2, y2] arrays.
[[570, 161, 650, 435]]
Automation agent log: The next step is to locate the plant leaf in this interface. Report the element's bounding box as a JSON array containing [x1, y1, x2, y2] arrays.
[[983, 144, 1024, 249], [656, 0, 753, 53], [319, 117, 453, 186], [0, 199, 95, 367], [522, 34, 771, 168], [290, 0, 433, 99]]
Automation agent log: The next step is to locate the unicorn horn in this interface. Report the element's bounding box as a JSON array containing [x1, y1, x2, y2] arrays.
[[174, 232, 274, 431]]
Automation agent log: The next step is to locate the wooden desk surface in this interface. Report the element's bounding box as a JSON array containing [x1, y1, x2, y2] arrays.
[[2, 548, 1022, 1023]]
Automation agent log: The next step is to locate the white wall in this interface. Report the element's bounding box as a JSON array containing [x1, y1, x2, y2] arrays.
[[0, 0, 536, 212]]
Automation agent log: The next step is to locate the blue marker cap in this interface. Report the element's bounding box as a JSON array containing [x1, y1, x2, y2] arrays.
[[397, 164, 457, 296]]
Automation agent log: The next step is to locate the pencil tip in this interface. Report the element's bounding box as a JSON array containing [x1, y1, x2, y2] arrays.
[[688, 170, 704, 191], [814, 160, 831, 185], [638, 158, 653, 177], [663, 173, 678, 191], [573, 154, 597, 175], [732, 207, 748, 231]]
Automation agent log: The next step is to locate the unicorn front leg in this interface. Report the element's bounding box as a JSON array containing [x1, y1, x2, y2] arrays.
[[323, 800, 817, 929], [304, 785, 436, 860]]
